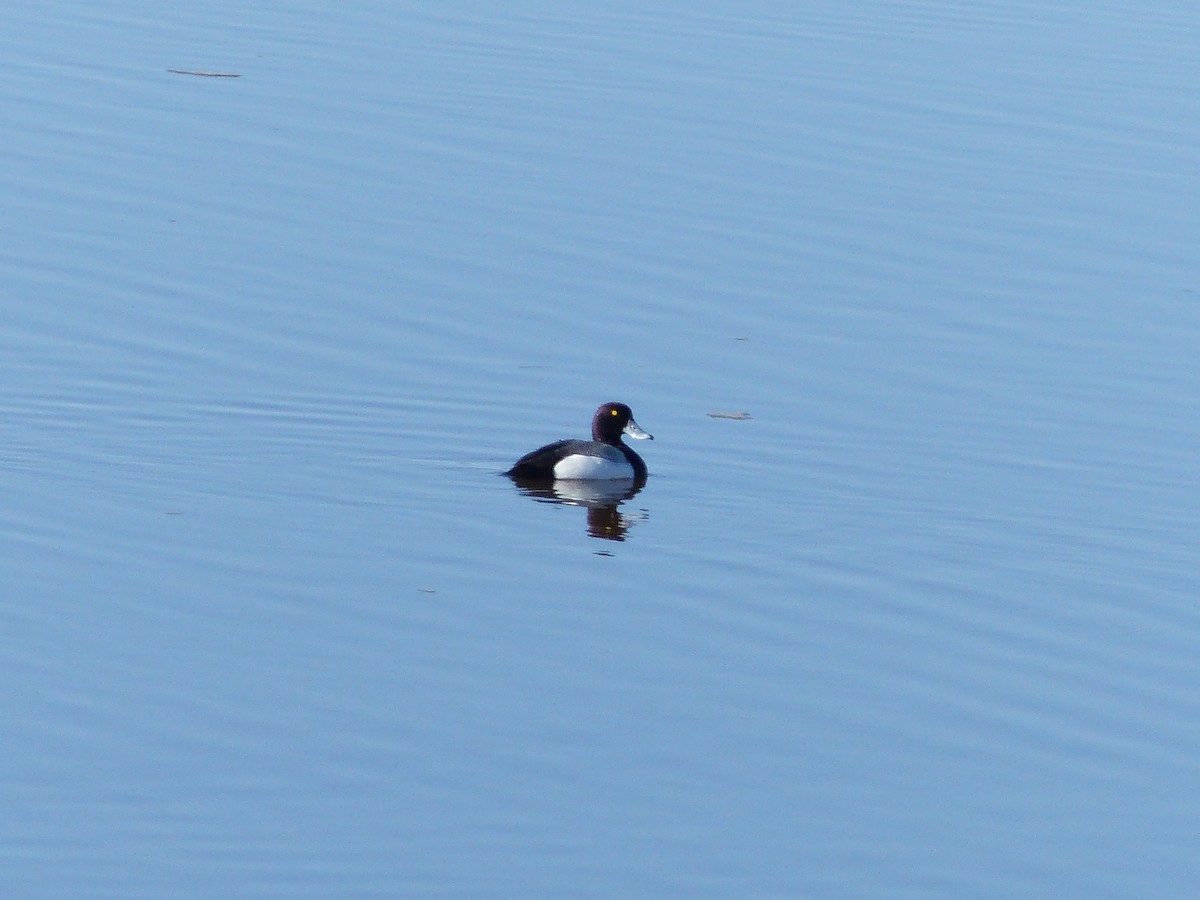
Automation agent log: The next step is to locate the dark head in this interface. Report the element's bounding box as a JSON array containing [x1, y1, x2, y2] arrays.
[[592, 402, 654, 445]]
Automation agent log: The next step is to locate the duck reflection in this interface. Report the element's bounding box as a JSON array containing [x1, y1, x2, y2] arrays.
[[509, 474, 647, 542]]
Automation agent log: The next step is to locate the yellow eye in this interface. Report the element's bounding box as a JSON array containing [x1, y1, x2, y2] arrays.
[[611, 409, 619, 416]]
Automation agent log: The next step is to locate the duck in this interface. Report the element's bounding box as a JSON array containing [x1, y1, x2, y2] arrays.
[[506, 402, 653, 481]]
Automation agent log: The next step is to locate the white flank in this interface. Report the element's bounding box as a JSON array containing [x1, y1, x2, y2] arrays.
[[553, 452, 634, 480]]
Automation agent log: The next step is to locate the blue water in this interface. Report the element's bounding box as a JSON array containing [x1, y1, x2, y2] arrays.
[[3, 1, 1199, 897]]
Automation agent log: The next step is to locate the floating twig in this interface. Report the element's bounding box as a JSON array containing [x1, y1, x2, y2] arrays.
[[168, 69, 240, 78]]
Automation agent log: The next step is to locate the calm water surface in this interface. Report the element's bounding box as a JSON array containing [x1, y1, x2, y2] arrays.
[[3, 1, 1199, 897]]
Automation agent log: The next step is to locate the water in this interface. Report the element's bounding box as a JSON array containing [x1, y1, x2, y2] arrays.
[[3, 1, 1199, 897]]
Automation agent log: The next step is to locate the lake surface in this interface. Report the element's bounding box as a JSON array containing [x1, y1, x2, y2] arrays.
[[4, 1, 1199, 897]]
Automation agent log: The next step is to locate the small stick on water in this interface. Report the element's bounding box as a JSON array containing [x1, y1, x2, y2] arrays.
[[168, 69, 240, 78]]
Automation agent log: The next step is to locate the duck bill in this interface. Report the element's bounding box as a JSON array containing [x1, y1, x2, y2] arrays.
[[623, 418, 653, 441]]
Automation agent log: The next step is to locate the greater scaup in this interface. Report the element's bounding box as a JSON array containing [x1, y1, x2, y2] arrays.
[[506, 402, 653, 481]]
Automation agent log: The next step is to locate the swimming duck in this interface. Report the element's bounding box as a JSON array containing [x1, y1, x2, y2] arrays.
[[506, 402, 653, 481]]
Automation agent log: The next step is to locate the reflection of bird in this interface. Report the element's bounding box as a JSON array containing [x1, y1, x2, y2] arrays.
[[509, 478, 647, 543], [586, 504, 629, 542], [506, 402, 653, 480]]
